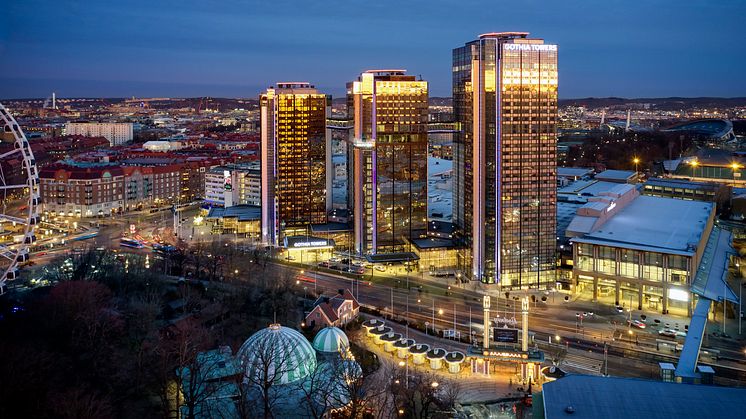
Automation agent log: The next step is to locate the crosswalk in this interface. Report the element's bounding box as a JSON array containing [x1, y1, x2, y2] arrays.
[[562, 354, 603, 375]]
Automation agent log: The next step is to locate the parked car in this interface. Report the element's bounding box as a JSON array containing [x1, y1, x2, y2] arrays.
[[615, 305, 625, 313], [374, 265, 386, 272], [318, 261, 332, 268]]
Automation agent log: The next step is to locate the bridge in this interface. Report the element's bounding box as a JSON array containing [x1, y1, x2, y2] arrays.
[[675, 227, 739, 382]]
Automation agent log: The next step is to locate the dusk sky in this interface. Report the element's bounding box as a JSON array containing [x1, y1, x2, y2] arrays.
[[2, 0, 745, 99]]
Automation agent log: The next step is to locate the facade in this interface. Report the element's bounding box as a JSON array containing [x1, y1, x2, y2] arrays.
[[347, 70, 429, 255], [566, 185, 715, 316], [65, 122, 133, 146], [305, 289, 360, 330], [453, 32, 558, 286], [642, 177, 729, 205], [122, 165, 181, 210], [40, 164, 125, 216], [261, 83, 331, 247], [203, 163, 259, 207]]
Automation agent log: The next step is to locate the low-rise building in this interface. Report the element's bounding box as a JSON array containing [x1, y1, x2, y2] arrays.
[[305, 289, 360, 330], [566, 184, 716, 316]]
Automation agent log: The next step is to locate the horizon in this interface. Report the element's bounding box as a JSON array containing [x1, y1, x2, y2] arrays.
[[3, 1, 745, 99]]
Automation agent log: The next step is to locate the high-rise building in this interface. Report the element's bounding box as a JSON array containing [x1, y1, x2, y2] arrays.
[[65, 122, 133, 146], [260, 83, 331, 247], [347, 70, 428, 255], [453, 32, 558, 287]]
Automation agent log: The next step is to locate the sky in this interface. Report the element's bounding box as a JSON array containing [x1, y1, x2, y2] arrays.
[[1, 0, 745, 99]]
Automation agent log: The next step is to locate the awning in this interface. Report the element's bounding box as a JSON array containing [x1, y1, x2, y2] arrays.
[[365, 252, 419, 263]]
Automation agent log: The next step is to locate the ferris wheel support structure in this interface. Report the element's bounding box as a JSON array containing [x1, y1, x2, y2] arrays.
[[0, 103, 40, 293]]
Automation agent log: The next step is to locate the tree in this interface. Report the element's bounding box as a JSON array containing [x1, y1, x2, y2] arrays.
[[240, 333, 305, 419]]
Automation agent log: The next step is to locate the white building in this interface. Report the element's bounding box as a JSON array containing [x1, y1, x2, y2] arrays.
[[204, 163, 260, 207], [65, 122, 134, 146]]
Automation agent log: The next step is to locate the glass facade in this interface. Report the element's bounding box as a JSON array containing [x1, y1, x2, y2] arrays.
[[261, 83, 330, 246], [348, 71, 428, 254], [453, 33, 558, 287]]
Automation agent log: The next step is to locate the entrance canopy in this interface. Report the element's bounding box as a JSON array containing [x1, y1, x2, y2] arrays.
[[283, 236, 335, 250], [365, 252, 419, 264]]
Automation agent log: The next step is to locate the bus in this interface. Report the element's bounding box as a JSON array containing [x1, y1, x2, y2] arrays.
[[71, 231, 99, 242], [120, 238, 144, 249]]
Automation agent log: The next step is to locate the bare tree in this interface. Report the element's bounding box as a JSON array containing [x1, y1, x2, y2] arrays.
[[239, 332, 306, 419]]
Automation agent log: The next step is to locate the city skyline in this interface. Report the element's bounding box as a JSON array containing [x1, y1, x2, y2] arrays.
[[3, 1, 746, 99]]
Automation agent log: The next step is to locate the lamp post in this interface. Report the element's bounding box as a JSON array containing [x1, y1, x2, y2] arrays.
[[633, 157, 640, 179], [689, 159, 699, 180], [731, 162, 741, 210]]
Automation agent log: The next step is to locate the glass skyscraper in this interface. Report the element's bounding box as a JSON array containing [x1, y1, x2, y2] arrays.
[[347, 70, 428, 255], [260, 82, 331, 247], [453, 33, 558, 287]]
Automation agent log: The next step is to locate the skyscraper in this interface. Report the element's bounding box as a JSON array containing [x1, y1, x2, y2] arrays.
[[453, 33, 558, 287], [347, 70, 428, 255], [260, 83, 331, 247]]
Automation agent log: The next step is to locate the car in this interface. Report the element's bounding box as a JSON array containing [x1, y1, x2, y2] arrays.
[[628, 319, 646, 329], [329, 257, 340, 263], [318, 261, 332, 268], [615, 306, 624, 313], [374, 265, 386, 272], [658, 329, 677, 338]]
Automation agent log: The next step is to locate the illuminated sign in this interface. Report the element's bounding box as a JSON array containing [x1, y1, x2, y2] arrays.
[[668, 288, 689, 302], [504, 44, 557, 52], [293, 240, 329, 248], [482, 350, 529, 359], [223, 170, 232, 191], [606, 202, 617, 212], [493, 328, 519, 343]]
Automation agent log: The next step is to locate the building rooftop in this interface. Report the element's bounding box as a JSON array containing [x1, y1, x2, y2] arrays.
[[410, 237, 458, 250], [572, 195, 713, 255], [541, 375, 746, 419], [595, 169, 636, 183], [557, 167, 594, 178], [206, 205, 261, 221], [558, 180, 624, 197]]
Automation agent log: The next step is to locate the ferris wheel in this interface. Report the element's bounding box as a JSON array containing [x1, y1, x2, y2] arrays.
[[0, 103, 40, 292]]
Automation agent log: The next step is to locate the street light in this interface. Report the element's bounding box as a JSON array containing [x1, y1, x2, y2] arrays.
[[633, 157, 640, 178], [689, 159, 699, 179], [431, 381, 439, 389]]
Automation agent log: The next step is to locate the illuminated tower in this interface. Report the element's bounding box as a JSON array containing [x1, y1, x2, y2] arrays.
[[260, 83, 331, 247], [347, 70, 428, 255], [453, 33, 558, 287]]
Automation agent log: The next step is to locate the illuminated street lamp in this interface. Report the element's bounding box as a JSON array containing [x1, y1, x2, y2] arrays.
[[633, 157, 640, 177], [431, 381, 439, 388]]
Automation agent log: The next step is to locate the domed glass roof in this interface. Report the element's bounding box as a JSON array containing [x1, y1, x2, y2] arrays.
[[237, 324, 317, 385], [312, 327, 350, 354]]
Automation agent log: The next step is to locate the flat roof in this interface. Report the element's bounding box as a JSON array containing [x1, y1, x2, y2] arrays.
[[595, 169, 636, 182], [311, 222, 351, 233], [206, 205, 261, 221], [541, 375, 746, 419], [558, 180, 622, 196], [557, 167, 593, 177], [644, 177, 720, 191], [572, 196, 713, 255], [410, 237, 458, 250]]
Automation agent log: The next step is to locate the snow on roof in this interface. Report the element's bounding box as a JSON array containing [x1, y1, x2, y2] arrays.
[[573, 196, 713, 255]]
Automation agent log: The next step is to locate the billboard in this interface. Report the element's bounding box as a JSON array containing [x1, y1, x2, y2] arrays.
[[223, 170, 232, 191], [493, 327, 519, 343]]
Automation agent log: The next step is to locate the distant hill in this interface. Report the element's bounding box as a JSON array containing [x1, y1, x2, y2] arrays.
[[558, 97, 746, 110]]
